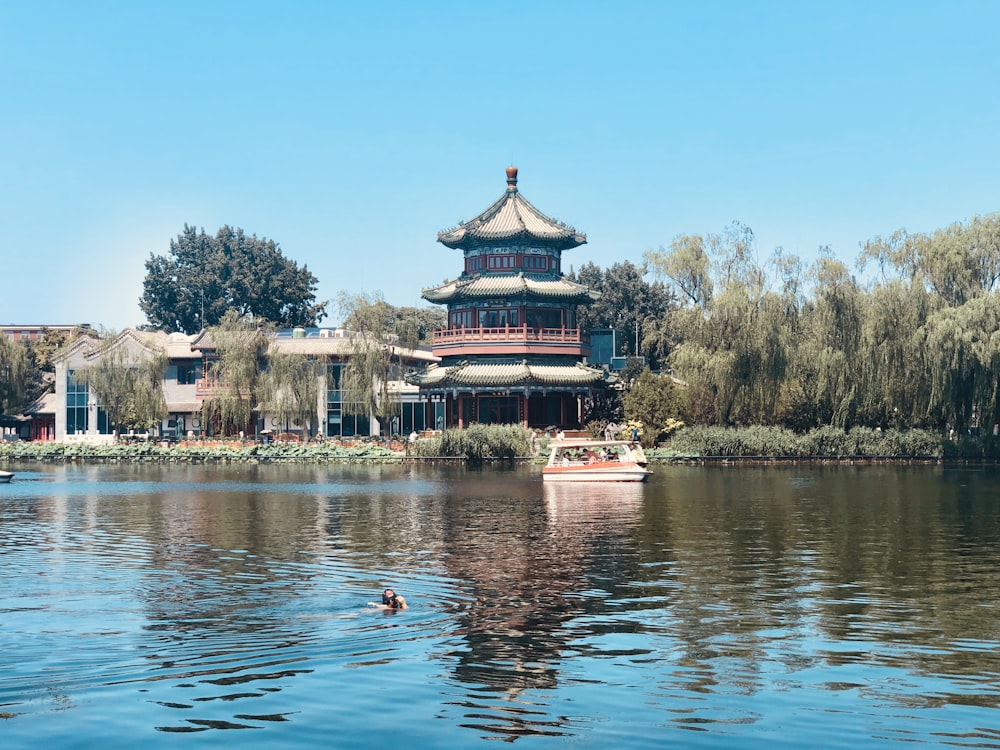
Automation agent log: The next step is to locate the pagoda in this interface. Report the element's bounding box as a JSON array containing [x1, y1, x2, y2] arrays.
[[410, 166, 609, 429]]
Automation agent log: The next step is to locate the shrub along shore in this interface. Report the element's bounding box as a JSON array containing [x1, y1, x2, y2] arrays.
[[1, 424, 997, 464]]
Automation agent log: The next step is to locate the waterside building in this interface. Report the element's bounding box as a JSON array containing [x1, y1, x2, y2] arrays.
[[409, 167, 610, 429]]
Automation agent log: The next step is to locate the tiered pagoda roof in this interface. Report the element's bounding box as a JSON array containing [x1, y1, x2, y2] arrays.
[[422, 271, 599, 304], [437, 167, 586, 250]]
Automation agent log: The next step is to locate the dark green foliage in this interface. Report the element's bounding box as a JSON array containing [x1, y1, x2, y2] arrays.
[[657, 426, 944, 458], [140, 224, 327, 334], [0, 440, 399, 462], [417, 424, 535, 462], [567, 260, 677, 369], [0, 336, 30, 414], [623, 370, 684, 445]]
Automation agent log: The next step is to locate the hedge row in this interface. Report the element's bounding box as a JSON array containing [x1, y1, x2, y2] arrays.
[[0, 440, 401, 462], [652, 425, 949, 459], [410, 424, 536, 462]]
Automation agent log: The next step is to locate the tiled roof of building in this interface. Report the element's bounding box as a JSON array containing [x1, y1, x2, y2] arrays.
[[437, 167, 586, 250], [422, 272, 599, 303], [271, 335, 438, 364], [408, 360, 607, 388]]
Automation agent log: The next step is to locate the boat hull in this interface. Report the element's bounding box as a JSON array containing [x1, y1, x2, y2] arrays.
[[542, 462, 650, 482], [0, 470, 13, 483]]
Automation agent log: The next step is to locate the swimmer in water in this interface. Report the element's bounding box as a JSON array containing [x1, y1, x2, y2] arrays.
[[368, 588, 407, 610]]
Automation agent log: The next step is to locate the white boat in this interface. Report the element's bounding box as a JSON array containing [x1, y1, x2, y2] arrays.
[[0, 470, 13, 483], [542, 439, 651, 482]]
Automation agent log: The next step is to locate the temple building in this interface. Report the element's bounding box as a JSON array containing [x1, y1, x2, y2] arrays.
[[409, 167, 609, 430]]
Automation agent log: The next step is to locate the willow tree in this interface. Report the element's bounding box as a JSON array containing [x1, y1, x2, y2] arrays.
[[657, 222, 796, 425], [0, 336, 30, 415], [76, 333, 167, 435], [644, 233, 713, 309], [201, 311, 269, 435], [786, 252, 866, 428], [918, 292, 1000, 431], [257, 349, 322, 435], [338, 291, 417, 437]]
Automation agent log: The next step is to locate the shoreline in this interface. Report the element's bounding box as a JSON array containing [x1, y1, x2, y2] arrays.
[[2, 450, 997, 466]]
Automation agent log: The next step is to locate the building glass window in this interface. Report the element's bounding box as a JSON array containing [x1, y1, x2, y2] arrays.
[[326, 362, 370, 438], [476, 308, 519, 328], [450, 309, 474, 329], [400, 402, 427, 434], [66, 370, 89, 434], [526, 308, 565, 329], [66, 371, 110, 434], [176, 363, 200, 385]]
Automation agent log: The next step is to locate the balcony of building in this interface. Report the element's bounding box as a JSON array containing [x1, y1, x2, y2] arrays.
[[430, 325, 590, 357]]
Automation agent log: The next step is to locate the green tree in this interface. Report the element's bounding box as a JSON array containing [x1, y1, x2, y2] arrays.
[[0, 336, 30, 415], [201, 311, 269, 435], [622, 370, 685, 446], [257, 349, 322, 436], [75, 333, 168, 435], [644, 233, 713, 309], [390, 306, 446, 346], [338, 291, 416, 436], [664, 223, 795, 425], [918, 292, 1000, 432], [140, 224, 328, 334], [568, 260, 676, 368]]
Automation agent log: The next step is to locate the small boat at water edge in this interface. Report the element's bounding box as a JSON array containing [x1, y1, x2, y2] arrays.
[[543, 439, 651, 482], [0, 470, 13, 483]]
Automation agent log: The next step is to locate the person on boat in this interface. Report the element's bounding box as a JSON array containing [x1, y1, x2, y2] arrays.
[[561, 451, 571, 466]]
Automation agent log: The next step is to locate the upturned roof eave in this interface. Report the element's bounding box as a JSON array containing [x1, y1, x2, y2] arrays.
[[436, 174, 586, 250], [420, 273, 600, 304], [437, 229, 587, 251]]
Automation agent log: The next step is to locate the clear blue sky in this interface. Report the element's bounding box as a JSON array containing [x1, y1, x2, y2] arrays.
[[3, 1, 999, 330]]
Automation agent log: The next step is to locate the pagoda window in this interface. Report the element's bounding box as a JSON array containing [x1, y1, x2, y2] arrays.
[[523, 255, 548, 271], [450, 309, 475, 328], [465, 256, 484, 273], [526, 308, 565, 329], [487, 255, 516, 270], [474, 308, 519, 328]]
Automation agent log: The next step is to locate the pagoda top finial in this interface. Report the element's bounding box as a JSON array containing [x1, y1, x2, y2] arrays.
[[506, 165, 518, 191], [437, 166, 586, 250]]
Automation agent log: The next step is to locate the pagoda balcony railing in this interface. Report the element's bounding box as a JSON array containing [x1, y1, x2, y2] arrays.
[[431, 325, 588, 346]]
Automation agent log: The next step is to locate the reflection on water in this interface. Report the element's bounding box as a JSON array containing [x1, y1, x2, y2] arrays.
[[2, 463, 1000, 747]]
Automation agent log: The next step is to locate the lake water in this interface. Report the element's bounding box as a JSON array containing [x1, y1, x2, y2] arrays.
[[2, 462, 1000, 748]]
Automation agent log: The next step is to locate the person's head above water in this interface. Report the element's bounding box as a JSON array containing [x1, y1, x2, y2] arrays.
[[381, 588, 407, 609]]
